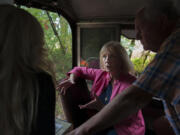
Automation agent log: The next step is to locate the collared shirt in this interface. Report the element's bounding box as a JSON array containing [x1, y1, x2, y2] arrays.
[[69, 67, 145, 135], [133, 28, 180, 135]]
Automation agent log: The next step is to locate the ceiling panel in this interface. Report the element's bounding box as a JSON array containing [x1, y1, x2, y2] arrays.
[[70, 0, 145, 19], [15, 0, 147, 23], [58, 0, 146, 22]]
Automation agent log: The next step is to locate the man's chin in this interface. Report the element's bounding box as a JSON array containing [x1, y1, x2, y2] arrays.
[[143, 46, 149, 51], [143, 45, 158, 52], [143, 44, 153, 51]]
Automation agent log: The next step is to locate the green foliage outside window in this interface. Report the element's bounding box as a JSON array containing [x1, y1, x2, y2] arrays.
[[24, 7, 72, 119], [24, 7, 72, 80], [121, 35, 156, 76], [132, 53, 155, 76]]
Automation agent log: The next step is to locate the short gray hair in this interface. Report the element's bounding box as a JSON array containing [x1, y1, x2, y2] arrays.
[[144, 0, 179, 21]]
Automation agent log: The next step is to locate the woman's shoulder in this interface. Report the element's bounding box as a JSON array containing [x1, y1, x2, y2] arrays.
[[35, 72, 55, 97], [94, 68, 108, 76], [36, 71, 53, 80], [36, 71, 51, 76], [35, 71, 54, 88]]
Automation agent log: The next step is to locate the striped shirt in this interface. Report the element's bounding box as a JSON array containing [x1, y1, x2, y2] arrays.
[[133, 28, 180, 135]]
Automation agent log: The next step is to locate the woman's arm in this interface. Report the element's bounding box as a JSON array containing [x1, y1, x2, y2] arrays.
[[57, 67, 102, 95], [68, 67, 101, 81]]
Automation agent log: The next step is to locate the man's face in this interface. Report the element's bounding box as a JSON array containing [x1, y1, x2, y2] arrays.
[[135, 14, 163, 52]]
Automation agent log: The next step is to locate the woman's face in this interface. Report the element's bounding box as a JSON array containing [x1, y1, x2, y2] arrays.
[[102, 51, 120, 72]]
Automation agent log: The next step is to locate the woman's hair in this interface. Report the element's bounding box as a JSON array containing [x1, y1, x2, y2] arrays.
[[0, 5, 54, 135], [99, 41, 134, 74]]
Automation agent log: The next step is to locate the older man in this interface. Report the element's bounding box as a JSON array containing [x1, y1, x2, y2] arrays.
[[67, 0, 180, 134]]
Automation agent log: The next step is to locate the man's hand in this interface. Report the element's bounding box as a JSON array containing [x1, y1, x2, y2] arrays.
[[79, 94, 105, 111], [66, 126, 91, 135]]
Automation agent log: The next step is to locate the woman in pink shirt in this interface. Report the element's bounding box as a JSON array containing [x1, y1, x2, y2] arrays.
[[58, 41, 145, 135]]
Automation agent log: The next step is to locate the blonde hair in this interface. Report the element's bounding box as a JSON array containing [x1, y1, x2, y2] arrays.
[[99, 41, 134, 74], [0, 5, 54, 135]]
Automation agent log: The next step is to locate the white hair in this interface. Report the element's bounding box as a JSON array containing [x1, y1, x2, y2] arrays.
[[144, 0, 179, 21]]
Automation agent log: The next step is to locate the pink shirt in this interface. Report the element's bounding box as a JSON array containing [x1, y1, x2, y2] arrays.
[[69, 67, 145, 135]]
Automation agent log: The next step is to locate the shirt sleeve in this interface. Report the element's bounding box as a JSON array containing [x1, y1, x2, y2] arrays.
[[68, 67, 102, 81], [133, 32, 180, 103]]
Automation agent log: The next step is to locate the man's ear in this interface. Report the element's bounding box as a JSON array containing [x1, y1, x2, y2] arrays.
[[160, 13, 177, 33], [158, 14, 169, 31]]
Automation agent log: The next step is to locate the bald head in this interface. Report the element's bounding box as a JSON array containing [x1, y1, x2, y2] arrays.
[[135, 0, 179, 52], [143, 0, 179, 22]]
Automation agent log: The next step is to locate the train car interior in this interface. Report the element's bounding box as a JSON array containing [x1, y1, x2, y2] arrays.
[[13, 0, 175, 135]]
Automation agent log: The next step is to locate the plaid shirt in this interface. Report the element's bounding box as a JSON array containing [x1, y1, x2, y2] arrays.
[[133, 28, 180, 135]]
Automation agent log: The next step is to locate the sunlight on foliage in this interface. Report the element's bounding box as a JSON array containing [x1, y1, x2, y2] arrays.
[[121, 35, 155, 76], [132, 53, 155, 76], [24, 7, 72, 80]]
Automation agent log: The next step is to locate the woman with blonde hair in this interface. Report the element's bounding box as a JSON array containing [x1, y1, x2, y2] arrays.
[[0, 4, 55, 135], [58, 41, 145, 135]]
